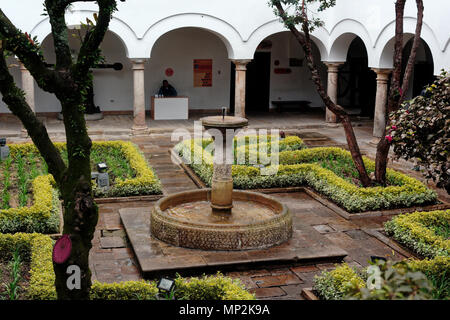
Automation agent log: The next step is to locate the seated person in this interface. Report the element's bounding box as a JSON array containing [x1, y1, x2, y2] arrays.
[[158, 80, 178, 97]]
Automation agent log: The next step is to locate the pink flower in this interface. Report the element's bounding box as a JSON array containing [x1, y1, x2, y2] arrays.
[[385, 135, 393, 143], [391, 125, 397, 130]]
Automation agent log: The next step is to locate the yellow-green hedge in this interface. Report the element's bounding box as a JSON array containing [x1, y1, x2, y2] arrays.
[[89, 141, 162, 197], [385, 210, 450, 258], [0, 175, 60, 234], [0, 233, 253, 300], [175, 140, 437, 213]]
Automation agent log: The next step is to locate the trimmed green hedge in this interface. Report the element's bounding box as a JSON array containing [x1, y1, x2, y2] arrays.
[[313, 257, 450, 300], [0, 175, 60, 234], [385, 209, 450, 258], [175, 138, 437, 213], [315, 210, 450, 300], [0, 141, 162, 234], [0, 233, 254, 300]]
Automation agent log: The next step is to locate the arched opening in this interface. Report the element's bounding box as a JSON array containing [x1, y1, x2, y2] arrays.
[[0, 56, 21, 114], [337, 37, 376, 117], [240, 31, 326, 115], [146, 27, 231, 116], [402, 38, 434, 98], [36, 28, 131, 114]]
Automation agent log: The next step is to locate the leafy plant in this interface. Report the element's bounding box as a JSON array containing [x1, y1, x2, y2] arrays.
[[4, 247, 22, 300], [390, 71, 450, 194], [346, 260, 434, 300]]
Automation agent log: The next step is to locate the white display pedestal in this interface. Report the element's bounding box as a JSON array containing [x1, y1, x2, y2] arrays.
[[151, 97, 189, 120]]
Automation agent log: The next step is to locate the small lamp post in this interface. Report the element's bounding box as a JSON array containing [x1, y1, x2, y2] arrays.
[[96, 162, 110, 190], [0, 138, 10, 160]]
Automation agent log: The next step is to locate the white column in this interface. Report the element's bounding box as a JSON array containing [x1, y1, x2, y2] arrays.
[[232, 59, 251, 118], [325, 62, 343, 123], [131, 59, 148, 134], [372, 68, 392, 138], [20, 63, 35, 111]]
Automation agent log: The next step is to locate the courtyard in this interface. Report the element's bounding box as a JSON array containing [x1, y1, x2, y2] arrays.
[[1, 113, 448, 301], [0, 0, 449, 308]]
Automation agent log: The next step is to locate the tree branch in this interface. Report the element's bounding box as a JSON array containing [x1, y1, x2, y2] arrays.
[[400, 0, 424, 103], [274, 1, 372, 187], [0, 49, 67, 184], [0, 9, 59, 93], [44, 0, 73, 69], [75, 0, 116, 77]]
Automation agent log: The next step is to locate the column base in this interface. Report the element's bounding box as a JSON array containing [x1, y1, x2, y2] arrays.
[[369, 137, 381, 147], [131, 125, 149, 136]]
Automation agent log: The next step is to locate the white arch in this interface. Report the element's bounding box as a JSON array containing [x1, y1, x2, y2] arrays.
[[245, 19, 329, 60], [30, 10, 136, 58], [327, 19, 374, 65], [374, 17, 442, 74], [140, 13, 243, 59]]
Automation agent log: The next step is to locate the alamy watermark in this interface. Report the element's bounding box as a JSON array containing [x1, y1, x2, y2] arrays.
[[171, 121, 281, 176]]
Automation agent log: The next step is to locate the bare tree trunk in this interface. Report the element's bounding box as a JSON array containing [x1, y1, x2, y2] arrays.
[[274, 2, 372, 187], [375, 0, 424, 184]]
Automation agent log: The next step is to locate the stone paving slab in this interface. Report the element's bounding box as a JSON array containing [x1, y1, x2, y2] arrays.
[[120, 207, 348, 277]]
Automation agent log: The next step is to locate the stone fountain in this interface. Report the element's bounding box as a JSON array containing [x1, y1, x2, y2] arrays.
[[151, 112, 292, 251]]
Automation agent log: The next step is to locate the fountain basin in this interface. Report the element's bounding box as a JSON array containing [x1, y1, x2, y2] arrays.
[[151, 189, 292, 251]]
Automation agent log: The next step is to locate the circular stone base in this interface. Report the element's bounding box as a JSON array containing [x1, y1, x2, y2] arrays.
[[151, 189, 292, 251], [57, 112, 104, 121]]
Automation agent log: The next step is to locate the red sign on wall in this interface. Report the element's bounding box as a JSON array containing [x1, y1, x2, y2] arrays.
[[165, 68, 174, 77], [193, 59, 213, 87]]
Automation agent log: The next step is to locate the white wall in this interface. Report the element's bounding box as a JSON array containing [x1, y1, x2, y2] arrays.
[[0, 0, 449, 114], [264, 32, 327, 109], [0, 57, 22, 114], [34, 30, 132, 113], [145, 28, 231, 110]]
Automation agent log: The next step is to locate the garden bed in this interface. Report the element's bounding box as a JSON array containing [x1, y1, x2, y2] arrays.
[[174, 135, 440, 214], [310, 210, 450, 300], [384, 209, 450, 259], [0, 141, 162, 234], [0, 245, 30, 300], [0, 233, 254, 300]]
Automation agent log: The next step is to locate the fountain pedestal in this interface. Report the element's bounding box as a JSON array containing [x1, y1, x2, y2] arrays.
[[201, 116, 248, 215]]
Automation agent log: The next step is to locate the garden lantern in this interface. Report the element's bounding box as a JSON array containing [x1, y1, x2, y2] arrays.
[[0, 138, 9, 160], [157, 277, 175, 294], [93, 162, 110, 190]]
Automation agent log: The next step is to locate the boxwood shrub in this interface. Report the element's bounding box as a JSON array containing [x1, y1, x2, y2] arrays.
[[175, 138, 437, 213], [384, 209, 450, 258], [0, 233, 254, 300]]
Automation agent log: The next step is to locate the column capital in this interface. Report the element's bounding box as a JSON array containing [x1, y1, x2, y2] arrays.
[[324, 62, 344, 72], [371, 68, 392, 82], [232, 59, 252, 71], [130, 58, 148, 70], [19, 62, 28, 71]]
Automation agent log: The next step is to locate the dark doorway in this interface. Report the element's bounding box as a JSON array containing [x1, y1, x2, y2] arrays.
[[230, 52, 271, 114], [338, 37, 376, 118], [402, 39, 434, 98]]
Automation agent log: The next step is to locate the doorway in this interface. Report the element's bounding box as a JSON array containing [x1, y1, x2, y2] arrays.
[[229, 52, 271, 114]]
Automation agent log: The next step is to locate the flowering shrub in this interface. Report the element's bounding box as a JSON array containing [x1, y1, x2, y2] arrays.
[[390, 71, 450, 194], [175, 139, 437, 213]]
